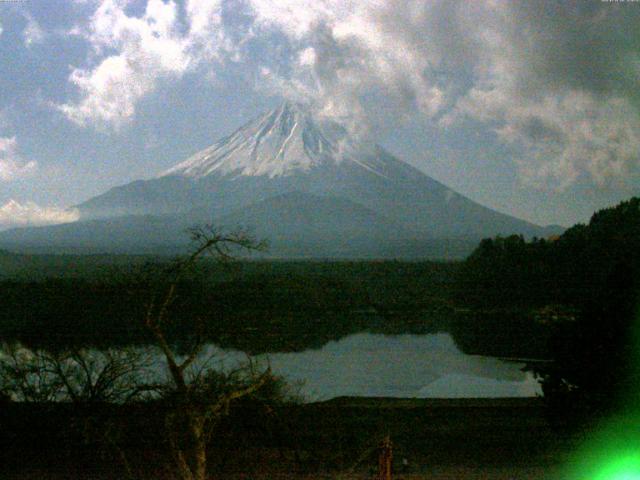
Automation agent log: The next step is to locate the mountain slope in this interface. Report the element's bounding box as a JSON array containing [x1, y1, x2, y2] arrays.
[[0, 192, 479, 258], [0, 215, 189, 254], [212, 191, 417, 258], [76, 102, 549, 238], [0, 102, 560, 257]]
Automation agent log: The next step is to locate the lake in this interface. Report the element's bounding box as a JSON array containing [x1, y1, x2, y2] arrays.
[[197, 332, 541, 401]]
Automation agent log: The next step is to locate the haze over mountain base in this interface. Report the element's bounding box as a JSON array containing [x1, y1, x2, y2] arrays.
[[0, 103, 561, 258]]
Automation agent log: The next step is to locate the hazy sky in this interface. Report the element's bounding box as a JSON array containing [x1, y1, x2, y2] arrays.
[[0, 0, 639, 229]]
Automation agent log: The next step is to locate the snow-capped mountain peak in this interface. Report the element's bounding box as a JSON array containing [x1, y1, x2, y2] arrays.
[[161, 102, 381, 179], [19, 101, 555, 256]]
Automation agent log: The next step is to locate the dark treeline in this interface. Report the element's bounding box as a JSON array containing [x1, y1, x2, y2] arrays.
[[457, 197, 640, 418], [457, 197, 640, 308], [0, 261, 458, 354]]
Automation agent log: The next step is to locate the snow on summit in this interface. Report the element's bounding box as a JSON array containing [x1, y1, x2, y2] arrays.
[[161, 102, 387, 179]]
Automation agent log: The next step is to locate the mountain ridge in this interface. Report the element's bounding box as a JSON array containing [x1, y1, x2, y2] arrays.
[[0, 102, 563, 258]]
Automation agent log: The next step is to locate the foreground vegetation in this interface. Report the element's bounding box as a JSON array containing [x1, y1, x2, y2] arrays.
[[1, 397, 574, 479], [2, 198, 640, 477]]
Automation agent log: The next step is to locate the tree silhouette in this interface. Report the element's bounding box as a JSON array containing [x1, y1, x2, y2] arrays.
[[144, 226, 275, 480], [458, 198, 640, 418]]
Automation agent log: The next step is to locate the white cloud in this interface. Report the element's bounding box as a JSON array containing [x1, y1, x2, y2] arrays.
[[59, 0, 189, 128], [23, 14, 45, 47], [297, 47, 315, 67], [0, 200, 80, 229], [455, 91, 640, 189], [59, 0, 227, 129], [505, 94, 637, 189], [445, 2, 640, 188], [185, 0, 224, 57], [60, 0, 640, 187], [0, 137, 37, 181], [247, 1, 472, 131], [0, 110, 9, 130], [247, 0, 640, 188], [248, 0, 343, 39]]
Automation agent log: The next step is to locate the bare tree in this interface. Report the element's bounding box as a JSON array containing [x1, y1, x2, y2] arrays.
[[0, 344, 152, 404], [0, 227, 279, 480], [144, 226, 273, 480]]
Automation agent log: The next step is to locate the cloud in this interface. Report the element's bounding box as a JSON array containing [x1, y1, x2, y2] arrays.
[[0, 109, 9, 130], [0, 137, 37, 181], [23, 14, 45, 47], [248, 0, 463, 129], [58, 0, 228, 129], [59, 0, 191, 128], [60, 0, 640, 187], [445, 2, 640, 188], [246, 0, 640, 188], [0, 200, 80, 229], [185, 0, 226, 59], [457, 90, 640, 189]]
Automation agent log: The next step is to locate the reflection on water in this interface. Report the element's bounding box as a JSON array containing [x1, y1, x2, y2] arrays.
[[197, 332, 541, 401], [0, 333, 541, 402]]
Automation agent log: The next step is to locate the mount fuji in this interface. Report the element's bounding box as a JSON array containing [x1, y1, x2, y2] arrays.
[[0, 103, 560, 258]]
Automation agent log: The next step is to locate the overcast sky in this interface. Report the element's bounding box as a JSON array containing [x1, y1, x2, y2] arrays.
[[0, 0, 639, 229]]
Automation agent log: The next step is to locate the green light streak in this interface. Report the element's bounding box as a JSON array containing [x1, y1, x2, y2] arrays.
[[564, 305, 640, 480], [593, 454, 640, 480], [565, 415, 640, 480]]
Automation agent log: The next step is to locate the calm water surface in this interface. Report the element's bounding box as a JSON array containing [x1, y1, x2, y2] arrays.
[[2, 333, 541, 401], [198, 332, 541, 401]]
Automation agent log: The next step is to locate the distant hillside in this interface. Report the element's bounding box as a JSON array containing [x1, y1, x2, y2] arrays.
[[0, 102, 561, 258]]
